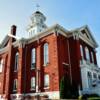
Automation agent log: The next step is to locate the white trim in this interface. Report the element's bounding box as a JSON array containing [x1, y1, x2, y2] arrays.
[[10, 91, 60, 99], [0, 46, 8, 54], [79, 33, 97, 48], [44, 87, 50, 90], [10, 93, 24, 100], [8, 33, 19, 40], [9, 24, 98, 50], [0, 59, 4, 72], [62, 62, 69, 66]]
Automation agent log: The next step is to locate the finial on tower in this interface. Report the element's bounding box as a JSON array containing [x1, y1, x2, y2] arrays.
[[27, 3, 47, 37]]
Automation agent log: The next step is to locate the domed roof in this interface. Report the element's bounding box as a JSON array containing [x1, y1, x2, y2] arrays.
[[34, 11, 43, 15]]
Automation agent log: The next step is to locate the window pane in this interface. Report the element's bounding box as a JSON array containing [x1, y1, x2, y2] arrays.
[[14, 53, 19, 71], [98, 75, 100, 83], [0, 59, 3, 72], [80, 45, 83, 58], [93, 73, 97, 79], [44, 43, 49, 65], [31, 77, 35, 89], [13, 79, 17, 91], [87, 72, 92, 88], [44, 74, 49, 87], [31, 48, 36, 69], [85, 47, 90, 61]]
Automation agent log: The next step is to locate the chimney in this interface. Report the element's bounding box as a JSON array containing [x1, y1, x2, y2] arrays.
[[11, 25, 17, 36]]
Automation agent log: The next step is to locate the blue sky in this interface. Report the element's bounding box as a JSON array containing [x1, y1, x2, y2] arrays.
[[0, 0, 100, 65]]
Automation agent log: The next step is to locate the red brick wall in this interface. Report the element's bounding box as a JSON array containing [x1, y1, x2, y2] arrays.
[[68, 37, 82, 86], [56, 34, 70, 85], [80, 39, 97, 65], [0, 54, 7, 94], [24, 33, 60, 93], [0, 31, 98, 100]]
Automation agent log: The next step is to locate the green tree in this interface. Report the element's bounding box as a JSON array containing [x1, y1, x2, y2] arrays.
[[60, 75, 72, 99]]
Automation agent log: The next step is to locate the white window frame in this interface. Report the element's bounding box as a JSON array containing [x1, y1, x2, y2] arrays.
[[85, 47, 90, 61], [44, 43, 49, 66], [87, 72, 92, 88], [44, 74, 49, 88], [80, 45, 84, 58], [0, 59, 4, 73], [13, 79, 17, 92], [14, 52, 19, 72], [31, 77, 36, 90], [31, 48, 36, 69]]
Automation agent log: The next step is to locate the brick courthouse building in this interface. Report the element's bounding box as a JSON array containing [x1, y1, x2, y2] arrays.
[[0, 10, 100, 100]]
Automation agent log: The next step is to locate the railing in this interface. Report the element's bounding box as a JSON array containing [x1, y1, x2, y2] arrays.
[[80, 59, 100, 71]]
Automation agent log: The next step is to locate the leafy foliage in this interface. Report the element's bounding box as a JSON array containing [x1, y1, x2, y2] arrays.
[[60, 75, 79, 99]]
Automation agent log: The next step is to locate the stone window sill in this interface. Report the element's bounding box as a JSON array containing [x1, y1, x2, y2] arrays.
[[31, 88, 36, 91], [44, 87, 50, 89], [43, 62, 50, 67]]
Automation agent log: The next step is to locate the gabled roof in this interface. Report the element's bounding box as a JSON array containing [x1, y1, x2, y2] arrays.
[[71, 25, 98, 48], [0, 35, 9, 48], [0, 24, 98, 50]]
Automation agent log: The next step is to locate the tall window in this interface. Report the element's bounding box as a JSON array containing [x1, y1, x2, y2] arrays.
[[80, 45, 84, 58], [13, 79, 17, 91], [31, 48, 36, 69], [44, 43, 49, 65], [14, 52, 19, 71], [98, 75, 100, 83], [85, 47, 90, 61], [31, 77, 36, 90], [92, 73, 97, 86], [44, 74, 49, 87], [91, 52, 94, 63], [87, 72, 92, 88], [93, 73, 97, 81], [0, 59, 3, 72]]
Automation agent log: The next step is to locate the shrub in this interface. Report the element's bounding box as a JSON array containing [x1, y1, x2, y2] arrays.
[[60, 75, 79, 99], [60, 75, 72, 99]]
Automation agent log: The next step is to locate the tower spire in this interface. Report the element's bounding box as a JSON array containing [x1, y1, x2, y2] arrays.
[[27, 4, 47, 37], [36, 3, 40, 11]]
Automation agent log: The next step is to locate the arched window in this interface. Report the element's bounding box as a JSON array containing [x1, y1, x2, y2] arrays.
[[87, 72, 92, 88], [85, 47, 90, 61], [44, 43, 49, 65], [80, 45, 84, 58], [13, 79, 18, 91], [0, 59, 4, 72], [31, 48, 36, 69], [31, 77, 36, 90], [14, 52, 19, 71]]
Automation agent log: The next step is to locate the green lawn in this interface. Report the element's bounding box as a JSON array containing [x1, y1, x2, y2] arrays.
[[88, 97, 100, 100]]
